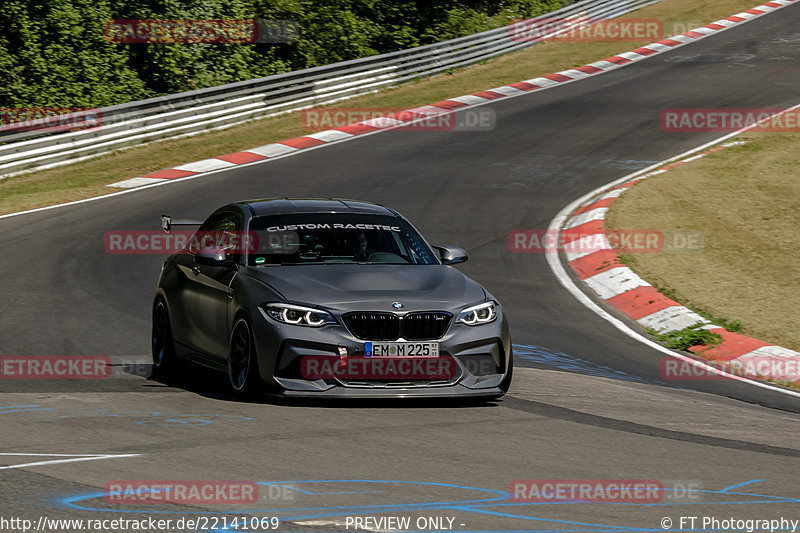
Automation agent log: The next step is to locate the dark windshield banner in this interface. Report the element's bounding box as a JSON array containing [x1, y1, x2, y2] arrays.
[[248, 214, 435, 266]]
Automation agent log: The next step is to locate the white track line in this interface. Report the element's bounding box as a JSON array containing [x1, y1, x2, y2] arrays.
[[545, 103, 800, 399], [0, 452, 141, 470]]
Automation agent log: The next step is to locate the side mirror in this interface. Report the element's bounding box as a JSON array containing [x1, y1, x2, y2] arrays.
[[433, 245, 468, 265], [161, 214, 203, 233], [195, 248, 237, 269]]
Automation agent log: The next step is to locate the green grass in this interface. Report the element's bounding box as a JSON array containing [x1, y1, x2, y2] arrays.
[[0, 0, 765, 214], [608, 131, 800, 352], [648, 324, 723, 351]]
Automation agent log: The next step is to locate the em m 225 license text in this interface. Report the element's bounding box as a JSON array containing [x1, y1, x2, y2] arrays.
[[365, 342, 439, 357]]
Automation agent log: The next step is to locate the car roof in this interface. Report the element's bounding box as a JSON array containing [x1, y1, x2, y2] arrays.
[[236, 198, 401, 217]]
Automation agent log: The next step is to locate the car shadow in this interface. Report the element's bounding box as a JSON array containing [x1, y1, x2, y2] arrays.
[[140, 361, 501, 409]]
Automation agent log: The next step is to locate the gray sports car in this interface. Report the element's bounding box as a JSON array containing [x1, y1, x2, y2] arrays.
[[152, 198, 512, 398]]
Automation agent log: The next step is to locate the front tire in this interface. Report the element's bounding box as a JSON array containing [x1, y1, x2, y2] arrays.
[[498, 350, 514, 395], [228, 316, 263, 397], [152, 298, 177, 375]]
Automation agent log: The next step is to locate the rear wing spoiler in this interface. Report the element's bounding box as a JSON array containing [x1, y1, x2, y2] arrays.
[[161, 215, 203, 233]]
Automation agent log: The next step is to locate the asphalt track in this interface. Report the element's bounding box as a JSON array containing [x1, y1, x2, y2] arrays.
[[2, 4, 800, 532]]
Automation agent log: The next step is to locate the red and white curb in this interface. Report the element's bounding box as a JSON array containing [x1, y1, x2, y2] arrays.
[[564, 142, 800, 386], [108, 0, 799, 189]]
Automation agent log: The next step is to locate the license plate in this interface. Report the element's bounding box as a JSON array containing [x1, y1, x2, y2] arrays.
[[365, 342, 439, 357]]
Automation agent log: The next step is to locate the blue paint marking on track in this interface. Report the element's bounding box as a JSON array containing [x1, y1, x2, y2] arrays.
[[62, 480, 506, 515], [44, 409, 253, 425], [1, 406, 252, 425], [0, 405, 54, 414], [135, 418, 213, 426], [60, 478, 799, 532], [512, 344, 662, 385], [512, 344, 633, 380], [720, 479, 766, 492]]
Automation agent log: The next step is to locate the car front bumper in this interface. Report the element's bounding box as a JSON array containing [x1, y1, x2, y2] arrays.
[[251, 306, 511, 397]]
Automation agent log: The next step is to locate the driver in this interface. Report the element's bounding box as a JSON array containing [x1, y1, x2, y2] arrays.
[[353, 231, 374, 261]]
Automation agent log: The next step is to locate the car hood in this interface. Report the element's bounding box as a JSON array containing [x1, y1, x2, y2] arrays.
[[245, 264, 487, 312]]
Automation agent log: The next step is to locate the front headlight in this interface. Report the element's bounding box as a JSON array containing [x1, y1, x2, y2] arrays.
[[457, 301, 497, 326], [263, 303, 336, 327]]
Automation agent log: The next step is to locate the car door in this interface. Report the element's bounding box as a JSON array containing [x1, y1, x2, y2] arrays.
[[183, 210, 242, 360]]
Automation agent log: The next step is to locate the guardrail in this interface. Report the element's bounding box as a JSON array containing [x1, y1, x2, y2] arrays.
[[0, 0, 659, 178]]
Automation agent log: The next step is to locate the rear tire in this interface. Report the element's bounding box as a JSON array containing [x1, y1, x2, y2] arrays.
[[228, 317, 263, 397], [152, 298, 177, 376]]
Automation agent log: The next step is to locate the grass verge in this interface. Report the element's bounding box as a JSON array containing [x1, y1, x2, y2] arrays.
[[647, 324, 723, 351], [607, 131, 800, 352], [0, 0, 763, 215]]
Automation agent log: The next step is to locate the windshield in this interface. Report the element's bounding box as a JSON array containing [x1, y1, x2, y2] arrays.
[[247, 213, 438, 266]]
